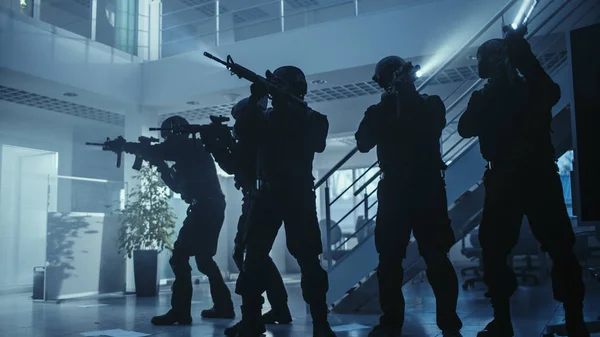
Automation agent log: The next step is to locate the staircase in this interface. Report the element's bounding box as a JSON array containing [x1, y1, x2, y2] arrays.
[[314, 0, 600, 313]]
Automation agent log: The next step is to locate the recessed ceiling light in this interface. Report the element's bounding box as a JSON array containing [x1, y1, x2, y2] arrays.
[[186, 101, 200, 105], [311, 79, 327, 84], [63, 92, 78, 97]]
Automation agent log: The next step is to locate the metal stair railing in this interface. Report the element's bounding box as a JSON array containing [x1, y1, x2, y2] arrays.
[[316, 0, 597, 271]]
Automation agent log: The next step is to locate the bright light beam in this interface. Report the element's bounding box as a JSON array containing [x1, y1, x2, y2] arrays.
[[522, 0, 538, 25], [416, 70, 424, 78], [512, 0, 532, 29]]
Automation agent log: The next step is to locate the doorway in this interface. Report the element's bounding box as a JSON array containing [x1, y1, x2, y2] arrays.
[[0, 145, 58, 289]]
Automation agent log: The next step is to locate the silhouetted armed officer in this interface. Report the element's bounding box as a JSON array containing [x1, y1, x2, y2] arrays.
[[458, 33, 589, 337], [228, 66, 336, 337], [209, 99, 292, 337], [355, 56, 463, 337], [126, 116, 234, 325]]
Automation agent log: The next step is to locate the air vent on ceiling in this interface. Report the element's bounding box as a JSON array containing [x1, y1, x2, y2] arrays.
[[160, 102, 236, 123], [285, 0, 320, 9], [233, 7, 270, 24], [0, 85, 125, 126], [159, 51, 566, 117], [46, 0, 91, 7], [70, 0, 90, 7]]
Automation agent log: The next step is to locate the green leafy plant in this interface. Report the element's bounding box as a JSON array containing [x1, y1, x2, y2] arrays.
[[117, 163, 177, 258]]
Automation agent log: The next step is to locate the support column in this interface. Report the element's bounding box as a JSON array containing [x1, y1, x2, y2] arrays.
[[217, 6, 235, 45], [280, 0, 284, 32], [123, 106, 159, 293], [90, 0, 97, 41], [146, 0, 161, 60], [114, 0, 138, 55]]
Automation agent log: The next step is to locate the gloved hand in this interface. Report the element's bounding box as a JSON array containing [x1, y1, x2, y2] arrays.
[[233, 245, 244, 271], [504, 28, 533, 69], [250, 82, 269, 100]]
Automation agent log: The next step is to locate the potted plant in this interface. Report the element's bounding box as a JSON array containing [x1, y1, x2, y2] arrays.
[[117, 163, 177, 297]]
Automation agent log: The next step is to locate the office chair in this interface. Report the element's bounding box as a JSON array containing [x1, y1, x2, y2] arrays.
[[509, 220, 541, 285], [461, 228, 485, 290], [355, 215, 375, 244], [319, 219, 346, 261]]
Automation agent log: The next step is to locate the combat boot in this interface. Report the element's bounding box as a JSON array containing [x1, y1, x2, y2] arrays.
[[202, 305, 235, 319], [313, 321, 336, 337], [564, 303, 590, 337], [477, 297, 514, 337], [367, 324, 401, 337], [261, 307, 292, 324], [151, 309, 193, 325], [234, 320, 266, 337], [225, 320, 266, 337], [476, 320, 514, 337]]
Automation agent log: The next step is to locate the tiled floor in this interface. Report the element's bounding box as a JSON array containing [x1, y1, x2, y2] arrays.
[[0, 273, 599, 337]]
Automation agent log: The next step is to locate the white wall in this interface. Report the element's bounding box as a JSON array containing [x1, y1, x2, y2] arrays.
[[0, 102, 126, 292], [0, 6, 143, 105]]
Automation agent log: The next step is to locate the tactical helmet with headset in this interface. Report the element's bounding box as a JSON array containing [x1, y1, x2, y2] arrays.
[[160, 115, 189, 139], [476, 38, 505, 79], [372, 56, 420, 91], [272, 66, 308, 99]]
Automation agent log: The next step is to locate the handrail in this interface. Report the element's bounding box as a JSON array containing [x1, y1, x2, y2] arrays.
[[354, 170, 381, 196], [416, 0, 520, 91], [162, 0, 281, 32], [314, 147, 359, 188], [162, 0, 356, 45], [329, 160, 378, 205], [315, 0, 521, 192], [162, 0, 219, 17], [327, 0, 573, 200], [333, 215, 376, 251], [317, 0, 583, 270], [333, 188, 376, 227]]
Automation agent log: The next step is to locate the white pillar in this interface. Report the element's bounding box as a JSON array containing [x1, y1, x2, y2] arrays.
[[280, 0, 284, 32], [123, 106, 159, 292], [217, 8, 235, 45], [136, 0, 147, 59], [33, 0, 41, 20], [146, 0, 161, 60], [90, 0, 97, 41]]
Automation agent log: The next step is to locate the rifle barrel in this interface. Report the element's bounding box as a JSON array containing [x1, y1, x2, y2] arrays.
[[86, 142, 105, 146], [203, 52, 229, 67]]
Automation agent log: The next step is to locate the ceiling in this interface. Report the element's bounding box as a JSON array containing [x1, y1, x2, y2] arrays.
[[159, 0, 430, 57], [157, 33, 568, 126], [0, 67, 135, 126], [0, 0, 595, 164]]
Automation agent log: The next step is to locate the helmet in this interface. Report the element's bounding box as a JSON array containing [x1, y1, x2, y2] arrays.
[[477, 39, 504, 79], [160, 115, 189, 139], [231, 97, 267, 120], [373, 56, 418, 89], [273, 66, 307, 98]]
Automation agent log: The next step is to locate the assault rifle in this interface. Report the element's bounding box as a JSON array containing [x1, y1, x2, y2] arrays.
[[149, 115, 234, 154], [86, 136, 159, 170], [203, 52, 308, 110]]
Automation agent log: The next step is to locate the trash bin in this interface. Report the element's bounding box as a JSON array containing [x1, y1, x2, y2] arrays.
[[32, 266, 45, 301]]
